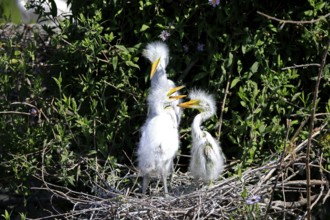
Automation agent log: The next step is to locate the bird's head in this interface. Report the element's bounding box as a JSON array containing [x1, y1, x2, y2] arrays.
[[147, 85, 186, 107], [142, 41, 169, 79], [178, 89, 216, 115], [167, 85, 187, 101]]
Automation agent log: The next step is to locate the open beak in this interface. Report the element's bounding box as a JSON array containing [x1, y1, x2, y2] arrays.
[[167, 85, 186, 100], [169, 94, 187, 100], [150, 57, 161, 79], [167, 85, 185, 96], [178, 99, 200, 108]]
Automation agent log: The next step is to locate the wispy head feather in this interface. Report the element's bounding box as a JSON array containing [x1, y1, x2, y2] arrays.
[[142, 41, 169, 68], [188, 89, 217, 115]]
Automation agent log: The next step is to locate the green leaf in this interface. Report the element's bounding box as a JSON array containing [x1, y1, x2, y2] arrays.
[[231, 77, 240, 89], [192, 71, 208, 82], [14, 50, 21, 56], [258, 124, 266, 133], [237, 59, 243, 73], [125, 60, 140, 69], [240, 101, 247, 108], [112, 56, 118, 71], [50, 0, 58, 17], [140, 24, 149, 32], [250, 62, 259, 73], [253, 108, 261, 114], [105, 32, 115, 42], [115, 45, 129, 54], [115, 8, 123, 17], [87, 150, 97, 156], [304, 10, 314, 16], [315, 2, 325, 11], [2, 210, 11, 220], [52, 77, 62, 89], [242, 45, 246, 54], [226, 52, 233, 67], [67, 175, 75, 186], [10, 59, 18, 64]]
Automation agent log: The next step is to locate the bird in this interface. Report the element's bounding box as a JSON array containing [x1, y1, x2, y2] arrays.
[[16, 0, 38, 24], [137, 41, 185, 195], [15, 0, 71, 25], [178, 89, 225, 184], [142, 41, 183, 125], [137, 85, 186, 195]]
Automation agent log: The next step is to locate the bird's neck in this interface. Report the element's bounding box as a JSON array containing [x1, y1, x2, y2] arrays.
[[192, 112, 212, 139], [148, 98, 172, 115], [151, 67, 168, 89]]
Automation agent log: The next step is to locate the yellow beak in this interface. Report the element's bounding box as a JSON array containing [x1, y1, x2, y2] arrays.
[[167, 85, 185, 96], [177, 99, 200, 108], [150, 57, 161, 79], [169, 94, 187, 100]]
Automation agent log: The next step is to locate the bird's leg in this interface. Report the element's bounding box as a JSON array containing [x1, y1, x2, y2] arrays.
[[169, 160, 174, 185], [162, 173, 169, 197], [208, 180, 214, 189], [142, 174, 150, 195]]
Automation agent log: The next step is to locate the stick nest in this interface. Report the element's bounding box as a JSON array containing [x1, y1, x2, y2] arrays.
[[31, 127, 330, 220]]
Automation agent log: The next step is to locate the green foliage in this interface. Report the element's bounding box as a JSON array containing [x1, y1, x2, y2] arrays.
[[1, 0, 330, 217], [319, 131, 330, 170], [1, 210, 11, 220]]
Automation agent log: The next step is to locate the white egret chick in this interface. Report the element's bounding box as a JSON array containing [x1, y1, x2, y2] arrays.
[[15, 0, 71, 24], [16, 0, 38, 23], [178, 89, 225, 183], [142, 41, 169, 89], [137, 85, 186, 195], [142, 41, 183, 125]]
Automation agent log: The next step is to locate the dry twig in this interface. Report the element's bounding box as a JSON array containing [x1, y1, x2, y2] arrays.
[[29, 126, 328, 219]]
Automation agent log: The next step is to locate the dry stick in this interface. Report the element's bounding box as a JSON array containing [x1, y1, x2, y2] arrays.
[[311, 154, 326, 210], [0, 111, 31, 116], [282, 120, 292, 220], [305, 36, 330, 220], [257, 10, 330, 219], [217, 53, 236, 139], [93, 118, 98, 183], [11, 101, 50, 122], [257, 11, 330, 25], [281, 63, 320, 70], [264, 119, 291, 220]]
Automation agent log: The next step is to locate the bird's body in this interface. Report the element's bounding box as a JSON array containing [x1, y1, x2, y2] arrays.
[[137, 84, 183, 195], [190, 115, 225, 181], [15, 0, 71, 24], [179, 90, 225, 183], [138, 41, 184, 195]]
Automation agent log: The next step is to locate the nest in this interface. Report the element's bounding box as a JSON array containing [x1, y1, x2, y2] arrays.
[[28, 125, 330, 220]]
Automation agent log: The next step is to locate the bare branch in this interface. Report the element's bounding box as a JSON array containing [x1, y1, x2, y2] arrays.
[[281, 63, 321, 70], [257, 11, 330, 25], [306, 36, 330, 220]]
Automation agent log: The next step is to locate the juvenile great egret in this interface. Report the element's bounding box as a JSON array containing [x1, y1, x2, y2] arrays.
[[139, 41, 184, 195], [142, 41, 183, 125], [137, 85, 186, 195], [15, 0, 71, 24], [178, 89, 225, 183]]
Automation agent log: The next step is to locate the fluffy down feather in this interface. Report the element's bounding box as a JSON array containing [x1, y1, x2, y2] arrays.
[[180, 89, 225, 182]]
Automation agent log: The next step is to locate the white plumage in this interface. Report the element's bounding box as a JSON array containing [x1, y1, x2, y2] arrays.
[[138, 42, 184, 195], [15, 0, 71, 25], [178, 89, 225, 183], [142, 41, 183, 125], [138, 85, 183, 195]]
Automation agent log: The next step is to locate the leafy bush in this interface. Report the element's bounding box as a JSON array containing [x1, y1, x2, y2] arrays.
[[1, 0, 330, 217]]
